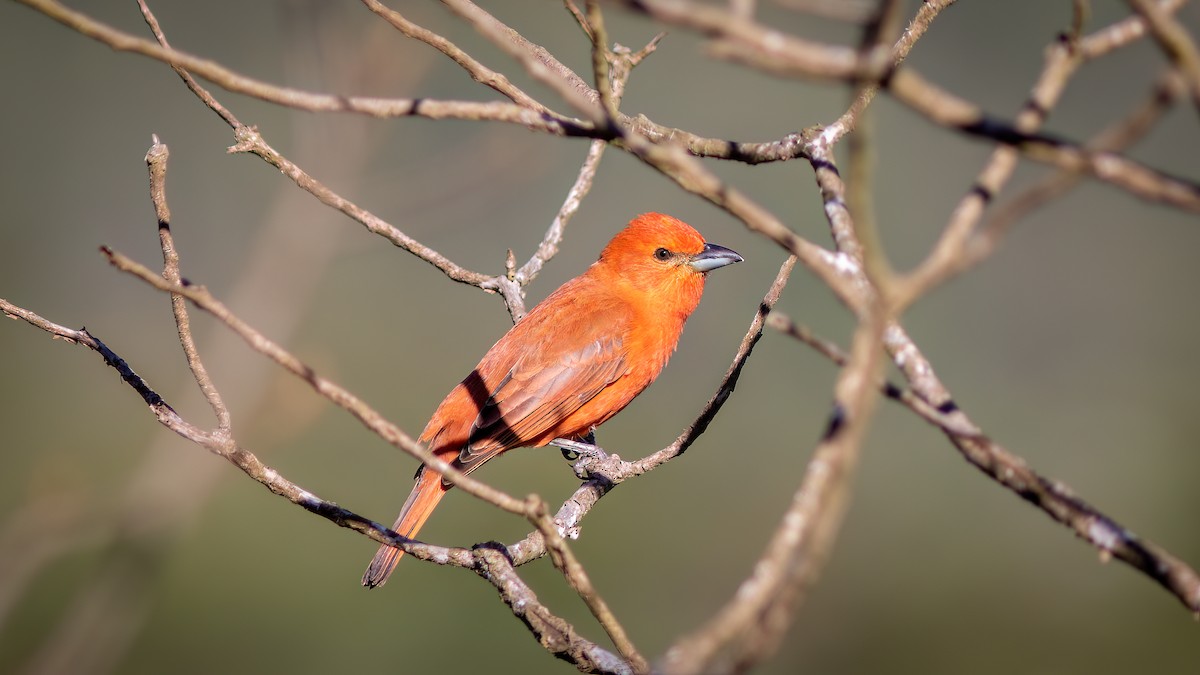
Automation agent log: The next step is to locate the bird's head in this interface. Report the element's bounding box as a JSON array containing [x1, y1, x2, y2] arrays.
[[596, 213, 742, 315]]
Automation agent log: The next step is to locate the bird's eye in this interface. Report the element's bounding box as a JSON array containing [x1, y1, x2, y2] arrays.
[[653, 247, 672, 261]]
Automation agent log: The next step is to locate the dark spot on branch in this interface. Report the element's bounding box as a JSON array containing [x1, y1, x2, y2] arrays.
[[472, 540, 514, 566], [936, 399, 959, 414], [877, 64, 898, 88], [968, 182, 994, 204], [822, 401, 846, 441], [960, 119, 1070, 151], [960, 119, 1021, 145], [725, 139, 754, 163], [1022, 95, 1051, 119], [810, 157, 840, 176], [556, 114, 598, 138]]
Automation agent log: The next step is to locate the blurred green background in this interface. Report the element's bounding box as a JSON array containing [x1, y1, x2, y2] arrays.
[[2, 1, 1199, 673]]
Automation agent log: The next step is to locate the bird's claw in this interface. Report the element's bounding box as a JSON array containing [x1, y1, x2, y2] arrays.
[[552, 437, 612, 479], [553, 437, 608, 462]]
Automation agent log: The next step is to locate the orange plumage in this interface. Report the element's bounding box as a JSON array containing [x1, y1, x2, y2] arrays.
[[362, 213, 742, 587]]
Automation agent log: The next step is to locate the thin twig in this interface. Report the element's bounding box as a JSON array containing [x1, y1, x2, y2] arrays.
[[885, 67, 1200, 214], [894, 21, 1088, 308], [2, 0, 881, 170], [662, 264, 887, 675], [616, 0, 1200, 213], [17, 0, 582, 130], [633, 254, 798, 472], [619, 0, 861, 79], [782, 166, 1200, 620], [884, 322, 1200, 613], [359, 0, 550, 112], [135, 0, 498, 290], [899, 63, 1186, 300], [441, 0, 604, 124], [528, 499, 650, 674], [1125, 0, 1200, 117], [1, 299, 171, 414], [471, 545, 633, 674], [584, 0, 621, 129], [825, 0, 931, 143], [622, 129, 866, 311], [837, 0, 905, 283], [767, 310, 1200, 615], [99, 246, 528, 518], [4, 297, 635, 671], [510, 27, 665, 294], [145, 136, 231, 430], [1079, 0, 1188, 60], [0, 300, 416, 551], [512, 139, 606, 292], [969, 68, 1185, 284], [227, 126, 496, 286], [136, 0, 240, 128]]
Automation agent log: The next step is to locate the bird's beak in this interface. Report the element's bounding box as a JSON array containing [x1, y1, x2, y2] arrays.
[[689, 243, 744, 273]]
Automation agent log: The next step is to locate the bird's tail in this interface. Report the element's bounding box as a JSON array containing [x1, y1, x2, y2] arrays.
[[361, 467, 448, 588]]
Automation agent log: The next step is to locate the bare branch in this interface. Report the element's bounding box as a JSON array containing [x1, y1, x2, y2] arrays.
[[512, 139, 606, 291], [98, 246, 529, 519], [472, 545, 633, 674], [442, 0, 603, 123], [6, 0, 858, 170], [510, 26, 666, 292], [136, 0, 241, 128], [584, 0, 621, 129], [617, 0, 1200, 213], [360, 0, 550, 112], [634, 254, 799, 472], [825, 0, 938, 143], [928, 68, 1185, 294], [770, 310, 1200, 614], [135, 1, 507, 295], [894, 21, 1089, 308], [528, 499, 649, 674], [1079, 0, 1188, 59], [0, 299, 424, 552], [773, 0, 877, 23], [662, 261, 887, 675], [145, 137, 231, 430], [886, 322, 1200, 613], [15, 0, 586, 130], [618, 0, 861, 80], [886, 68, 1200, 213], [1125, 0, 1200, 116], [226, 126, 497, 286], [4, 294, 644, 674]]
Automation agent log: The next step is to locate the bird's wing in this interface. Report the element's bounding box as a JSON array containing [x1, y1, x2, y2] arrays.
[[453, 327, 628, 475]]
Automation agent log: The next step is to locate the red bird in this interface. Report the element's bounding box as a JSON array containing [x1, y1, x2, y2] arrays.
[[363, 213, 742, 587]]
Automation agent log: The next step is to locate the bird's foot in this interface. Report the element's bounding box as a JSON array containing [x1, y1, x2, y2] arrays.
[[553, 435, 616, 480], [553, 436, 608, 462]]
